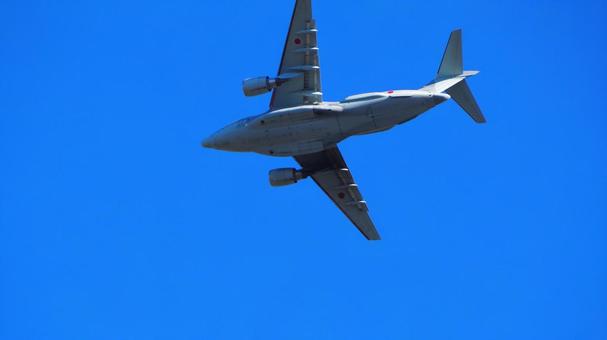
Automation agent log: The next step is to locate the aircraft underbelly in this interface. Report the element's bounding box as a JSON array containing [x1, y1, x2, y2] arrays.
[[336, 107, 376, 136], [361, 98, 429, 132], [253, 116, 341, 156], [336, 100, 423, 137]]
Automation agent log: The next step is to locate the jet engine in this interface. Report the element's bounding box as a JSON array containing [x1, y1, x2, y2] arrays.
[[269, 168, 305, 187], [242, 76, 279, 97]]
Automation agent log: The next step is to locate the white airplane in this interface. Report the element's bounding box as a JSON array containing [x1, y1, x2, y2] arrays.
[[203, 0, 485, 240]]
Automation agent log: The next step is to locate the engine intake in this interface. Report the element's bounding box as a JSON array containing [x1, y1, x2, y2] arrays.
[[242, 76, 279, 97], [269, 168, 305, 187]]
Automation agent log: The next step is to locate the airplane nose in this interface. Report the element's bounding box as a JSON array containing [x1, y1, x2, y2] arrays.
[[202, 121, 246, 151], [201, 135, 216, 149], [201, 129, 234, 150], [201, 136, 211, 148]]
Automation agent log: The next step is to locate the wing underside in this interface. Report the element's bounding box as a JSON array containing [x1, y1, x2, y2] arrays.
[[272, 1, 377, 239], [270, 0, 322, 110], [295, 147, 381, 240]]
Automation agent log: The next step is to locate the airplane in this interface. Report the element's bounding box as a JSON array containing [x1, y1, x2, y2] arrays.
[[202, 0, 485, 240]]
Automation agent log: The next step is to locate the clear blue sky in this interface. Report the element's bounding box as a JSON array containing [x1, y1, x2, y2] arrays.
[[1, 1, 606, 339]]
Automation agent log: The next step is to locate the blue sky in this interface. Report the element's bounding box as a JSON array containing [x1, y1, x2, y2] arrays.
[[1, 0, 606, 339]]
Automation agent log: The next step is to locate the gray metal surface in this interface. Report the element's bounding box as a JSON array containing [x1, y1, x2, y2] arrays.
[[270, 0, 322, 110], [202, 0, 485, 240], [295, 147, 380, 240]]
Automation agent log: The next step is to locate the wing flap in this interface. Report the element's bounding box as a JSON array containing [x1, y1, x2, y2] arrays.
[[270, 0, 323, 110], [295, 147, 381, 240]]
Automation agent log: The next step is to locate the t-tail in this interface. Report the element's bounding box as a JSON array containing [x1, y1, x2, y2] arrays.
[[422, 29, 486, 123]]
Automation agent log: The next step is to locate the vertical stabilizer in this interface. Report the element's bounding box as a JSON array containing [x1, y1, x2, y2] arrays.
[[437, 29, 463, 78]]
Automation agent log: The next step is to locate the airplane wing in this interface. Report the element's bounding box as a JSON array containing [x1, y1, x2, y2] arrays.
[[270, 0, 322, 110], [294, 147, 381, 240]]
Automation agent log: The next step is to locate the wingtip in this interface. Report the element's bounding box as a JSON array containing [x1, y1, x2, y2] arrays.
[[366, 233, 382, 241]]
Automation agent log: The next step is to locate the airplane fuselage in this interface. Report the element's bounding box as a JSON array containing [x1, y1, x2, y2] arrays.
[[203, 90, 450, 156], [202, 0, 484, 240]]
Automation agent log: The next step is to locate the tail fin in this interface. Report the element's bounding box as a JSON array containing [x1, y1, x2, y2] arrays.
[[423, 29, 486, 123], [438, 29, 463, 78]]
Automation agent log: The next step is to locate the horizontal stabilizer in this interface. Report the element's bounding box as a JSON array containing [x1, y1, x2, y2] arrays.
[[446, 79, 485, 123]]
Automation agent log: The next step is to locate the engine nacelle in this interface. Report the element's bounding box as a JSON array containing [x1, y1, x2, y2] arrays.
[[242, 76, 278, 97], [269, 168, 305, 187]]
